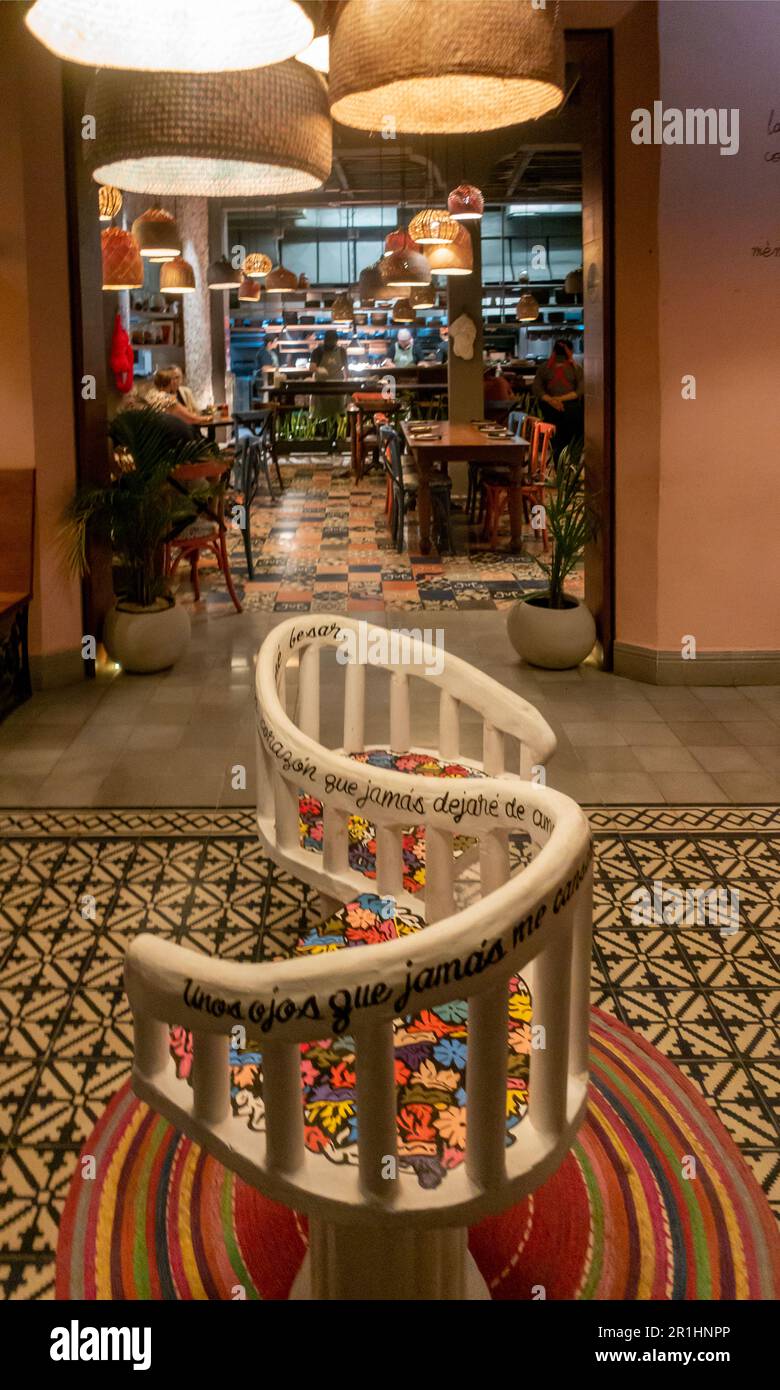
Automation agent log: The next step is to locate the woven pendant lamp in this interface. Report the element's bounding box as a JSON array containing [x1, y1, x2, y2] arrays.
[[516, 280, 540, 322], [98, 184, 122, 221], [448, 183, 484, 221], [330, 293, 354, 324], [424, 225, 473, 276], [265, 264, 299, 294], [131, 208, 181, 260], [565, 267, 584, 297], [330, 0, 564, 134], [101, 227, 143, 290], [407, 209, 459, 246], [238, 276, 262, 302], [208, 258, 242, 291], [382, 248, 432, 289], [383, 227, 420, 257], [358, 262, 384, 302], [409, 283, 435, 309], [85, 62, 332, 197], [25, 0, 313, 72], [160, 256, 196, 295], [242, 253, 272, 279], [392, 298, 415, 323]]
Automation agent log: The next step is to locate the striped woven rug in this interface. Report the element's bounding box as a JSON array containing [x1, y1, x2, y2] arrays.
[[56, 1008, 780, 1301]]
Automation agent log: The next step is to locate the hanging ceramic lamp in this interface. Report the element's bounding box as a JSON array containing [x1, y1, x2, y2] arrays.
[[330, 292, 354, 324], [329, 0, 564, 133], [424, 225, 473, 276], [242, 253, 272, 279], [207, 258, 241, 290], [26, 0, 313, 71], [98, 184, 122, 221], [101, 227, 143, 290], [448, 183, 484, 220], [160, 256, 196, 295], [84, 62, 332, 197], [516, 280, 540, 322], [131, 208, 181, 260], [407, 209, 459, 245], [265, 264, 299, 294], [382, 248, 432, 289], [238, 276, 262, 302]]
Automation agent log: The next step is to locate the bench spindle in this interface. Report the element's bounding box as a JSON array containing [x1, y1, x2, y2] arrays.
[[343, 663, 366, 752], [528, 902, 574, 1138], [390, 670, 410, 752], [263, 1041, 305, 1175], [356, 1021, 398, 1199], [192, 1032, 230, 1124], [425, 826, 455, 923], [134, 1015, 170, 1080], [298, 644, 320, 741], [438, 689, 460, 759], [483, 721, 504, 775], [466, 983, 509, 1189], [274, 773, 300, 851]]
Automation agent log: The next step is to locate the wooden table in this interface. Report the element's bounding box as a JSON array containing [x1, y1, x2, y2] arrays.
[[401, 421, 529, 554]]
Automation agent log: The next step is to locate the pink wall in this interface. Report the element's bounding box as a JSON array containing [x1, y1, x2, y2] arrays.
[[654, 0, 780, 650], [0, 10, 82, 667]]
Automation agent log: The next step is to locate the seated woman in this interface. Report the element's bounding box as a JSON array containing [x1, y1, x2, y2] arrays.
[[146, 367, 214, 436], [532, 340, 584, 456]]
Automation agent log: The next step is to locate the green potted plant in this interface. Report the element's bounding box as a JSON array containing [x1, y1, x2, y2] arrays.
[[63, 407, 214, 673], [507, 437, 598, 669]]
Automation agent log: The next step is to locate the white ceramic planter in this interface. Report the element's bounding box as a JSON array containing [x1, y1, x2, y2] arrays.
[[507, 595, 597, 670], [103, 598, 190, 674]]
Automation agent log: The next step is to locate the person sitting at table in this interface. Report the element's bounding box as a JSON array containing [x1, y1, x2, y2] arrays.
[[146, 367, 214, 432], [532, 339, 584, 454], [483, 365, 515, 406]]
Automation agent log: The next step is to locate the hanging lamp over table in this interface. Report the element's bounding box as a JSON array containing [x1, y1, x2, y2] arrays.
[[84, 61, 332, 197], [329, 0, 564, 133]]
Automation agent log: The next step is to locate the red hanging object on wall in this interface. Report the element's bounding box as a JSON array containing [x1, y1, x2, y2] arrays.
[[110, 312, 134, 393]]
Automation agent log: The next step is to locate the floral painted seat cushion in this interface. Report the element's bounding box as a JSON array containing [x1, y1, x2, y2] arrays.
[[170, 891, 531, 1192], [298, 748, 484, 894]]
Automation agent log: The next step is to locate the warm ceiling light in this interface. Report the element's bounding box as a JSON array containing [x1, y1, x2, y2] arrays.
[[265, 264, 299, 293], [448, 183, 485, 220], [358, 262, 384, 302], [516, 282, 540, 322], [409, 283, 435, 309], [242, 253, 272, 279], [101, 227, 143, 290], [208, 258, 242, 290], [424, 226, 473, 276], [297, 33, 329, 73], [85, 62, 331, 197], [25, 0, 313, 72], [407, 209, 459, 245], [565, 267, 584, 296], [98, 184, 122, 221], [383, 227, 419, 257], [238, 276, 262, 302], [382, 249, 432, 289], [329, 0, 564, 133], [131, 207, 181, 260], [330, 292, 354, 323], [392, 298, 415, 323], [160, 256, 196, 294]]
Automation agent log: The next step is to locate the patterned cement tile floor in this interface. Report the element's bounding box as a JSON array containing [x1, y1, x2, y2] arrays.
[[182, 455, 584, 615], [0, 804, 777, 1299]]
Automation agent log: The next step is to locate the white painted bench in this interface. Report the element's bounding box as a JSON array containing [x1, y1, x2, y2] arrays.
[[125, 616, 592, 1299]]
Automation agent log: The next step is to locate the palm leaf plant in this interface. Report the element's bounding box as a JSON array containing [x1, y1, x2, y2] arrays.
[[534, 437, 598, 609], [63, 407, 215, 609]]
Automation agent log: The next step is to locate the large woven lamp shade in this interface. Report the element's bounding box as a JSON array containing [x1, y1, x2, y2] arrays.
[[407, 210, 459, 246], [101, 227, 143, 290], [425, 225, 473, 276], [330, 293, 354, 324], [392, 298, 415, 323], [242, 253, 272, 279], [383, 227, 419, 257], [516, 281, 540, 322], [25, 0, 314, 72], [382, 248, 432, 289], [98, 184, 122, 221], [358, 262, 385, 302], [85, 62, 332, 197], [409, 283, 435, 309], [238, 276, 262, 302], [448, 183, 484, 221], [329, 0, 564, 133], [131, 208, 181, 260], [160, 256, 196, 294]]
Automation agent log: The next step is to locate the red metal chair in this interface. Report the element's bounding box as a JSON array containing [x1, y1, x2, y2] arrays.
[[164, 460, 243, 613], [520, 418, 557, 551]]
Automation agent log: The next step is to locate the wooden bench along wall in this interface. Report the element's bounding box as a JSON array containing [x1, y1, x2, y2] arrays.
[[0, 469, 35, 720]]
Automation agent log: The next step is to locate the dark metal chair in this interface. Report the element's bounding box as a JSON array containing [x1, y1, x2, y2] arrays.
[[380, 425, 454, 555], [232, 409, 282, 580]]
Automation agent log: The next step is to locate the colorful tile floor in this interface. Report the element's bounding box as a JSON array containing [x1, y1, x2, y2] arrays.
[[179, 456, 584, 615], [0, 804, 777, 1298]]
